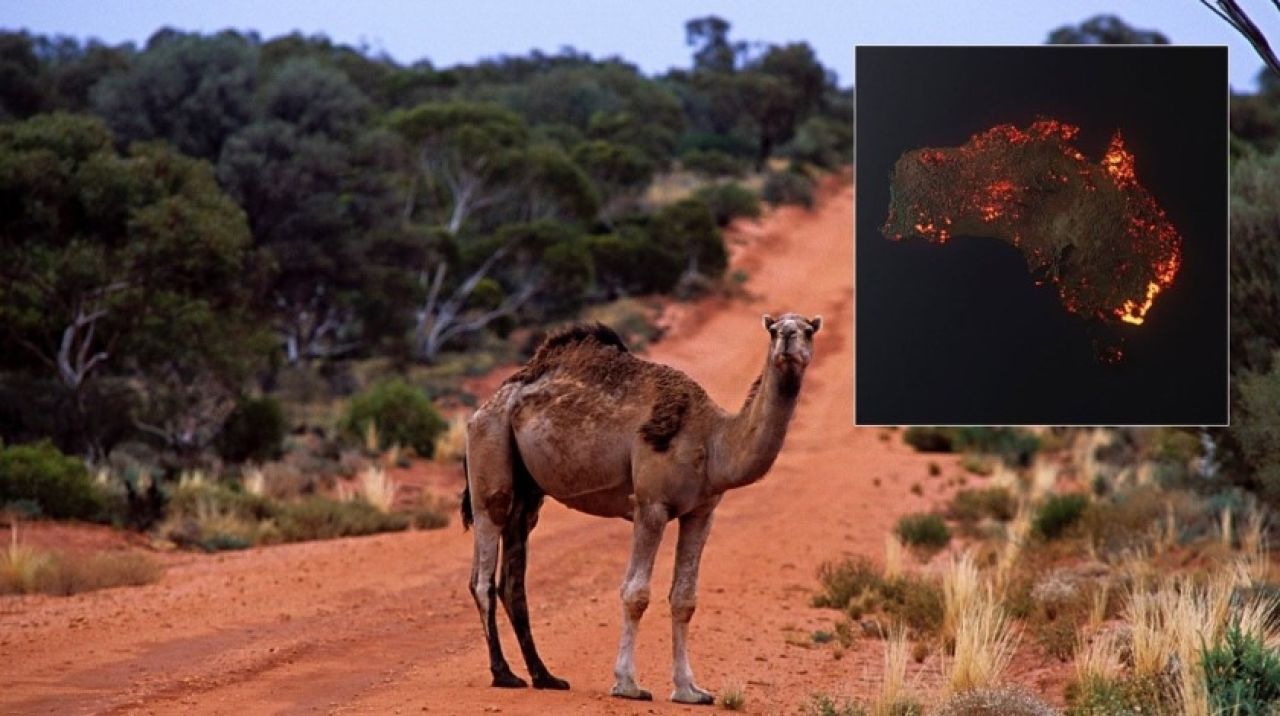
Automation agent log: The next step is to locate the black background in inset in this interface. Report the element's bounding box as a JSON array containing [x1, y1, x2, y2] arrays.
[[855, 46, 1227, 425]]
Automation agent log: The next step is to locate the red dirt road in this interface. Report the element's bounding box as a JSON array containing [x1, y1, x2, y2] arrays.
[[1, 178, 969, 715]]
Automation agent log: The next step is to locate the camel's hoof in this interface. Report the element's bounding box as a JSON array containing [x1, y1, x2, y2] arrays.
[[671, 686, 715, 705], [610, 683, 653, 701], [491, 672, 528, 688], [532, 673, 570, 690]]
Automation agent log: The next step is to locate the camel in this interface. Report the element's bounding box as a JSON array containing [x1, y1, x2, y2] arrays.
[[461, 312, 820, 704]]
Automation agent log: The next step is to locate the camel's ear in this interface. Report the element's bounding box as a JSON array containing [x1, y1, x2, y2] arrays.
[[762, 314, 777, 332], [809, 315, 823, 333]]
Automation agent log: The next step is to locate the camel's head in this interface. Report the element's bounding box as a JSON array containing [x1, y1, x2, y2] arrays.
[[762, 313, 821, 373]]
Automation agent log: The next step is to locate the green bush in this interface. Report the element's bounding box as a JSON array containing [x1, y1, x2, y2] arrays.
[[340, 378, 447, 457], [0, 441, 103, 520], [949, 487, 1017, 523], [693, 182, 761, 227], [1066, 676, 1173, 715], [953, 428, 1041, 466], [879, 574, 945, 637], [1203, 623, 1280, 714], [902, 427, 1040, 466], [904, 427, 954, 452], [813, 556, 883, 609], [217, 396, 287, 463], [276, 497, 410, 541], [1033, 493, 1089, 540], [680, 148, 745, 177], [895, 513, 951, 551], [762, 170, 815, 208]]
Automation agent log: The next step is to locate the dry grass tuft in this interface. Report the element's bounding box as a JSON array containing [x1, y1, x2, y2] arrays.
[[719, 682, 746, 711], [433, 414, 469, 463], [242, 467, 267, 497], [943, 552, 980, 645], [1088, 583, 1110, 631], [884, 535, 905, 582], [994, 508, 1031, 595], [873, 629, 912, 716], [1, 524, 52, 594], [349, 465, 398, 513], [1074, 628, 1124, 686], [1, 523, 162, 596], [1126, 587, 1170, 678], [946, 588, 1019, 693]]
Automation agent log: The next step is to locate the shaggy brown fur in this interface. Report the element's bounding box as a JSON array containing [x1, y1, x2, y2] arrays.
[[505, 323, 630, 387], [640, 382, 691, 452]]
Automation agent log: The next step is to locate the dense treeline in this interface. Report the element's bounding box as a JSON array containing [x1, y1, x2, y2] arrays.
[[0, 18, 852, 465]]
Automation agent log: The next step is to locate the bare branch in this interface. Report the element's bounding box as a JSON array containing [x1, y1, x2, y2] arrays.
[[1202, 0, 1280, 77]]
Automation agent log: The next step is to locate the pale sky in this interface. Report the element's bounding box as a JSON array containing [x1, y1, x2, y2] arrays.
[[1, 0, 1274, 90]]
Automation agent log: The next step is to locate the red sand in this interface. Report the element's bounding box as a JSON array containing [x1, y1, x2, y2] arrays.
[[1, 177, 1052, 715]]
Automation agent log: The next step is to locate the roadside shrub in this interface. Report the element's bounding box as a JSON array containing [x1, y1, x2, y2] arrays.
[[0, 441, 103, 521], [952, 428, 1041, 467], [160, 482, 276, 551], [276, 497, 409, 542], [1081, 486, 1190, 553], [1203, 623, 1280, 713], [936, 686, 1057, 716], [694, 182, 761, 227], [1033, 494, 1089, 540], [903, 428, 1040, 466], [949, 488, 1017, 523], [680, 148, 745, 177], [803, 692, 866, 716], [0, 544, 161, 596], [1065, 676, 1173, 715], [813, 556, 883, 609], [340, 379, 447, 457], [879, 574, 945, 637], [31, 551, 162, 596], [904, 427, 954, 453], [217, 396, 287, 463], [762, 170, 815, 208], [895, 513, 951, 551]]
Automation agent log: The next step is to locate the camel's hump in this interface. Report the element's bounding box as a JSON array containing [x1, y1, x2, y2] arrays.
[[503, 322, 631, 387], [534, 322, 630, 356]]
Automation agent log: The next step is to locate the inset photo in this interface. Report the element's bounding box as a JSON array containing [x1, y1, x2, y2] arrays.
[[855, 45, 1228, 426]]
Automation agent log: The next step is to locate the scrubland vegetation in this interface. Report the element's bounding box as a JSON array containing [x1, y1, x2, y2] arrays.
[[0, 16, 852, 576], [811, 422, 1280, 714]]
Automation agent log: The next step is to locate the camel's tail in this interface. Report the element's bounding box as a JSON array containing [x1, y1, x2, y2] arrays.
[[460, 454, 473, 531]]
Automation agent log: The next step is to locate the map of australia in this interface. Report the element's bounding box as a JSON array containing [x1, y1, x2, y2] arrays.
[[881, 120, 1182, 328]]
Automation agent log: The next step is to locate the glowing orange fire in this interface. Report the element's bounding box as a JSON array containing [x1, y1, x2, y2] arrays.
[[883, 119, 1183, 330]]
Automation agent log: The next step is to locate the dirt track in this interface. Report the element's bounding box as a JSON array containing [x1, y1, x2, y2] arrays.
[[0, 178, 976, 715]]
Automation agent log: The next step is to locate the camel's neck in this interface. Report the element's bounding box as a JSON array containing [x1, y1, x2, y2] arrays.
[[708, 358, 803, 493]]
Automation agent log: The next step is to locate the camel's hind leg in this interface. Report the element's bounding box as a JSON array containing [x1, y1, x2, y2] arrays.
[[466, 408, 526, 689], [498, 477, 569, 689]]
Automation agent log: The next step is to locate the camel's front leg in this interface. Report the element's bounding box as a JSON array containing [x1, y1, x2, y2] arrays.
[[669, 508, 715, 704], [611, 504, 667, 700]]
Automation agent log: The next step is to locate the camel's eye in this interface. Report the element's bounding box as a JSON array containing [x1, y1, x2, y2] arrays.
[[803, 328, 814, 339]]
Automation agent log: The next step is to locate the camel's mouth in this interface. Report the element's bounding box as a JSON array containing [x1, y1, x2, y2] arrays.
[[773, 353, 810, 370]]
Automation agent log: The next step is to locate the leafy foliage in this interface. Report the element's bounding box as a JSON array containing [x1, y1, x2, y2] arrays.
[[895, 513, 952, 551], [1033, 494, 1088, 540], [1203, 623, 1280, 714], [217, 397, 287, 464], [340, 379, 447, 457], [0, 441, 103, 520], [762, 169, 816, 208]]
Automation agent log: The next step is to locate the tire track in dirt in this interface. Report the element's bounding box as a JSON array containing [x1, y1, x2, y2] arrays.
[[1, 176, 963, 715]]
